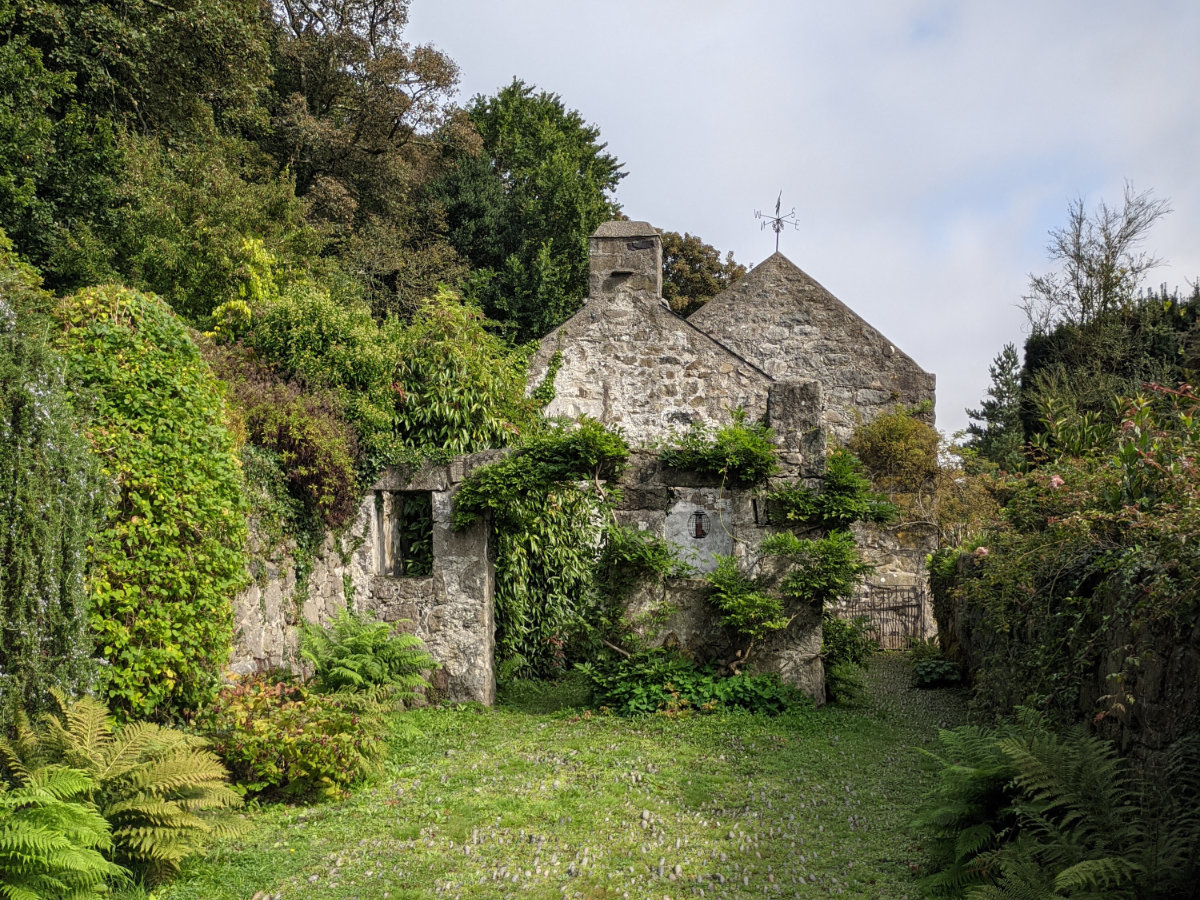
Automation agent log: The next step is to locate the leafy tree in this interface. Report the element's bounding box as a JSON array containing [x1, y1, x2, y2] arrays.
[[266, 0, 466, 313], [0, 0, 272, 277], [966, 343, 1026, 471], [659, 230, 746, 316], [0, 235, 100, 730], [434, 79, 625, 341]]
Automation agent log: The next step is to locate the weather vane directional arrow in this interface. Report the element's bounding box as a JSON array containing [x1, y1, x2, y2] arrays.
[[754, 191, 799, 253]]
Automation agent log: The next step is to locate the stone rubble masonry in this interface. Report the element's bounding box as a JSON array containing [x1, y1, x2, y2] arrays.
[[688, 252, 936, 443], [230, 452, 500, 705]]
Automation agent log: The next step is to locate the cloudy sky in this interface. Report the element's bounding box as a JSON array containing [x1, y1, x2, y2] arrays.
[[407, 1, 1200, 434]]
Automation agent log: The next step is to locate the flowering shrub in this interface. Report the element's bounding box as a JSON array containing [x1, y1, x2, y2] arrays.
[[196, 676, 390, 801]]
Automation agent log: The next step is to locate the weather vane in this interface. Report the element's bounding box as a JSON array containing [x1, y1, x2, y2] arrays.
[[754, 191, 799, 252]]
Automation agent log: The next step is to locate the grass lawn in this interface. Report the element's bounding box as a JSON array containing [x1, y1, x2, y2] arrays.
[[136, 655, 964, 900]]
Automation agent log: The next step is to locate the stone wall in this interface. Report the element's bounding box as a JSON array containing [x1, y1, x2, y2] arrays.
[[230, 453, 499, 704], [529, 286, 774, 447], [614, 452, 826, 702], [688, 253, 936, 443]]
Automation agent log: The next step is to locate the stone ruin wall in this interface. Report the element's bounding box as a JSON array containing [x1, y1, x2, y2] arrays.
[[229, 453, 499, 705]]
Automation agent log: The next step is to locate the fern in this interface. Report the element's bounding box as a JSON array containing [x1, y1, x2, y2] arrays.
[[300, 608, 438, 699], [0, 766, 128, 899], [0, 693, 243, 884]]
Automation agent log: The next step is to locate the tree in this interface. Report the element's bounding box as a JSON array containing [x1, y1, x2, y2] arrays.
[[1021, 184, 1170, 333], [433, 79, 625, 341], [266, 0, 467, 314], [966, 343, 1026, 471], [660, 230, 746, 316], [0, 234, 99, 729]]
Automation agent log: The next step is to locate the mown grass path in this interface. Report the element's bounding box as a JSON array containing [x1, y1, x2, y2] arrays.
[[147, 655, 964, 900]]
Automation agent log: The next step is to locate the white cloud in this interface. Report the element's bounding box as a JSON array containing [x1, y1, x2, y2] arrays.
[[408, 1, 1200, 433]]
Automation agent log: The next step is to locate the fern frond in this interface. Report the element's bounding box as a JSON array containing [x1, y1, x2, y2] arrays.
[[1052, 856, 1139, 895]]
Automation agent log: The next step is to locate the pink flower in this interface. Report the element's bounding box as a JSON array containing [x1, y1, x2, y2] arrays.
[[1049, 474, 1065, 489], [973, 546, 990, 558]]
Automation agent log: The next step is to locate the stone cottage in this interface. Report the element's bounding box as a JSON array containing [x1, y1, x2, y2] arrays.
[[526, 221, 938, 667], [230, 220, 937, 704]]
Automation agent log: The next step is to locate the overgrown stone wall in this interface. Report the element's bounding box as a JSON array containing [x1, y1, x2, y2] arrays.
[[230, 454, 499, 704], [688, 253, 935, 442], [614, 451, 826, 702]]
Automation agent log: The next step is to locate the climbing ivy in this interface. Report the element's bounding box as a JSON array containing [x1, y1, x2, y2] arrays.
[[52, 286, 249, 719], [764, 449, 895, 531], [454, 419, 628, 676]]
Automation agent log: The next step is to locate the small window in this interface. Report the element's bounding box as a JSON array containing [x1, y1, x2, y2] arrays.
[[375, 491, 434, 577], [689, 510, 710, 539]]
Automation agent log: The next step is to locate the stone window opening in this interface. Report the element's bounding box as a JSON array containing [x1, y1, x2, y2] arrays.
[[375, 491, 434, 577], [689, 510, 710, 539]]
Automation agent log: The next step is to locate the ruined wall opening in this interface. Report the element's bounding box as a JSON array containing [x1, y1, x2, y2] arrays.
[[374, 491, 434, 577]]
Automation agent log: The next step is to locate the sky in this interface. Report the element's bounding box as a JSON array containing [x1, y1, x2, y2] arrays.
[[406, 1, 1200, 435]]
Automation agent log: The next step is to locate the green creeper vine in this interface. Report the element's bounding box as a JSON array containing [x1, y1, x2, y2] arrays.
[[454, 419, 628, 676], [53, 285, 249, 719]]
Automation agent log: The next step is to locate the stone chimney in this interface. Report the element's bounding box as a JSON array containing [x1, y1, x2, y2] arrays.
[[588, 220, 662, 299]]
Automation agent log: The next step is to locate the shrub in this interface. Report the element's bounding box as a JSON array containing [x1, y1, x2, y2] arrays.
[[0, 766, 127, 899], [205, 342, 360, 528], [846, 406, 940, 491], [197, 676, 390, 802], [577, 649, 800, 717], [765, 449, 895, 531], [763, 530, 874, 608], [821, 614, 875, 669], [821, 614, 875, 704], [0, 237, 100, 728], [51, 285, 249, 719], [0, 693, 242, 884], [453, 420, 630, 676], [704, 556, 788, 644], [300, 609, 437, 698], [912, 657, 961, 689], [659, 410, 778, 486]]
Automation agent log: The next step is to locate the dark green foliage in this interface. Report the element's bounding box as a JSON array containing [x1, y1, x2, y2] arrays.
[[197, 676, 390, 802], [299, 608, 437, 699], [763, 531, 874, 608], [453, 419, 628, 530], [0, 240, 99, 729], [913, 658, 962, 689], [59, 135, 326, 321], [915, 712, 1200, 899], [454, 420, 629, 676], [937, 385, 1200, 729], [435, 79, 625, 341], [659, 411, 779, 487], [821, 614, 876, 669], [1, 692, 242, 884], [577, 649, 801, 717], [660, 230, 747, 317], [766, 449, 896, 530], [704, 557, 789, 643], [821, 614, 876, 704], [51, 285, 249, 719], [0, 765, 126, 899], [966, 343, 1027, 472]]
